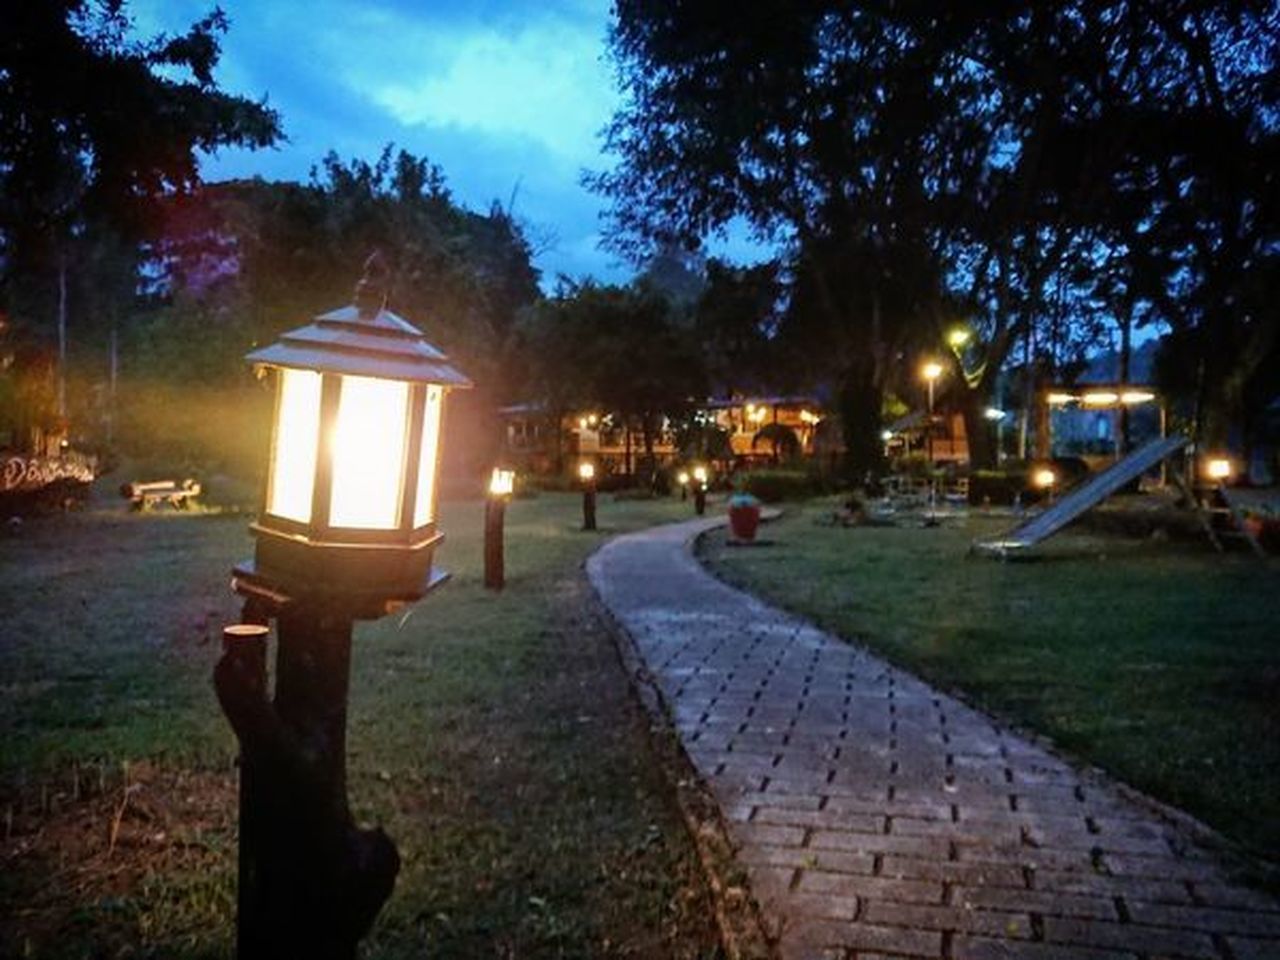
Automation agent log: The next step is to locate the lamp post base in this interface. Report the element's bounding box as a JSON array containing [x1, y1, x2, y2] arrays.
[[215, 611, 399, 959]]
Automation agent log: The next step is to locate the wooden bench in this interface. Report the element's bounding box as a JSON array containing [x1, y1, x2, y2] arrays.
[[121, 479, 202, 511]]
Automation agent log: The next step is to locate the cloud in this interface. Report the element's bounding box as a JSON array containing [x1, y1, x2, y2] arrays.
[[126, 0, 628, 284], [360, 22, 617, 166]]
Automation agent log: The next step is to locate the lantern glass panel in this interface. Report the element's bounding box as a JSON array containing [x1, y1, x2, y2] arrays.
[[329, 375, 410, 529], [413, 385, 444, 528], [267, 368, 322, 523]]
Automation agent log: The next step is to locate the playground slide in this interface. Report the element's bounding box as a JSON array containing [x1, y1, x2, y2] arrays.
[[974, 435, 1191, 557]]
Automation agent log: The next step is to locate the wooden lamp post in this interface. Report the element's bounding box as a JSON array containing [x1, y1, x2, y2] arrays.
[[215, 255, 470, 959], [484, 467, 515, 590]]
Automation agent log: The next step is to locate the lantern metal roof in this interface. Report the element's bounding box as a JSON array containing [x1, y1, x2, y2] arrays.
[[246, 304, 471, 386], [246, 257, 472, 387]]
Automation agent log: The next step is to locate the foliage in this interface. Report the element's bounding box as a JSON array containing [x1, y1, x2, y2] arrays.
[[596, 1, 1278, 468], [734, 468, 823, 503], [519, 280, 707, 474], [693, 259, 785, 396], [0, 1, 280, 338]]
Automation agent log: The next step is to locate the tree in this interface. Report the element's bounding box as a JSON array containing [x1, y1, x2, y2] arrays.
[[519, 280, 706, 478], [596, 1, 1277, 473], [0, 1, 280, 445], [693, 259, 784, 398]]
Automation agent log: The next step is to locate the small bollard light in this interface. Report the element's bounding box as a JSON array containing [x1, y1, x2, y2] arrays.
[[484, 468, 515, 591], [1204, 457, 1232, 483], [692, 465, 708, 516], [1033, 466, 1058, 504], [579, 461, 597, 531]]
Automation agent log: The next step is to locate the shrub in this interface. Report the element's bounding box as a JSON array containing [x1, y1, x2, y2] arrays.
[[735, 468, 821, 503]]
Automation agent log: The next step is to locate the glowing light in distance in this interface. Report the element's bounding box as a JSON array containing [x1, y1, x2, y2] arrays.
[[1032, 467, 1057, 489], [1081, 392, 1119, 406], [330, 375, 409, 529], [578, 461, 595, 481], [921, 361, 944, 381], [692, 466, 708, 485], [984, 407, 1006, 421], [267, 368, 322, 523], [677, 470, 690, 486], [1120, 391, 1156, 404], [489, 468, 515, 497], [1046, 392, 1076, 405], [1205, 458, 1232, 481], [947, 328, 971, 349], [881, 430, 894, 442]]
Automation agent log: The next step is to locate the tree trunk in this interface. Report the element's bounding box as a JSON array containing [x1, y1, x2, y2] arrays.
[[960, 391, 996, 471], [838, 368, 882, 482]]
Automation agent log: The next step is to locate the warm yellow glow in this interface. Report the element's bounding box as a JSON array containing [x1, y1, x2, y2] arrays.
[[587, 413, 598, 426], [1205, 458, 1232, 481], [749, 406, 767, 424], [1046, 392, 1076, 405], [329, 375, 409, 529], [578, 417, 588, 429], [947, 328, 971, 349], [413, 385, 444, 527], [1081, 391, 1119, 406], [578, 461, 595, 481], [921, 361, 943, 381], [1120, 390, 1156, 404], [677, 470, 690, 486], [1033, 467, 1057, 489], [489, 468, 515, 497], [881, 430, 894, 442], [692, 466, 708, 484], [799, 409, 821, 425], [267, 368, 322, 523]]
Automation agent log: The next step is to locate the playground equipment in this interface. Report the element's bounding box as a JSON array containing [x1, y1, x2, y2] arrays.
[[974, 435, 1191, 557]]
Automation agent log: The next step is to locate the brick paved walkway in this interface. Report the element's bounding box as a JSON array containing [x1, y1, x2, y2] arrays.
[[587, 517, 1280, 960]]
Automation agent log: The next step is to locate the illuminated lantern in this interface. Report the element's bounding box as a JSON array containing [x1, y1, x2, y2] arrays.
[[578, 461, 596, 482], [489, 468, 515, 497], [236, 262, 471, 614]]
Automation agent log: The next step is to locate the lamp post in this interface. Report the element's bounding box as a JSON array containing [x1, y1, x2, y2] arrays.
[[921, 361, 943, 519], [485, 468, 515, 590], [1033, 466, 1058, 504], [579, 461, 597, 530], [692, 465, 708, 516], [677, 469, 690, 502], [984, 407, 1007, 465], [215, 254, 470, 959]]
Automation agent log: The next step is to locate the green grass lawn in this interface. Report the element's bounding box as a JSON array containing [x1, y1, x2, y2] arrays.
[[700, 498, 1280, 862], [0, 491, 722, 958]]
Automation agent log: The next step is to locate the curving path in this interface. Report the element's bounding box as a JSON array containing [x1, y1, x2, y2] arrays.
[[588, 516, 1280, 960]]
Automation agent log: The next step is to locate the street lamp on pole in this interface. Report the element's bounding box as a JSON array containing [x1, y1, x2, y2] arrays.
[[579, 461, 597, 530], [921, 361, 943, 520], [216, 253, 470, 958]]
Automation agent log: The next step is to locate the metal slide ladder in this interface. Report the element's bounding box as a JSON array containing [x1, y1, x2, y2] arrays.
[[974, 435, 1191, 558]]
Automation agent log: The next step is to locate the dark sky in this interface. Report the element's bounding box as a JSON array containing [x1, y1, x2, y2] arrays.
[[132, 0, 637, 286]]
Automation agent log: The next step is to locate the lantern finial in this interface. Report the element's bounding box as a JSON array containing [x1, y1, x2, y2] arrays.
[[354, 250, 390, 319]]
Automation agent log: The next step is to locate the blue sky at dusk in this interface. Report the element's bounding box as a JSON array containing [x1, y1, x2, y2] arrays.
[[131, 0, 637, 285]]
